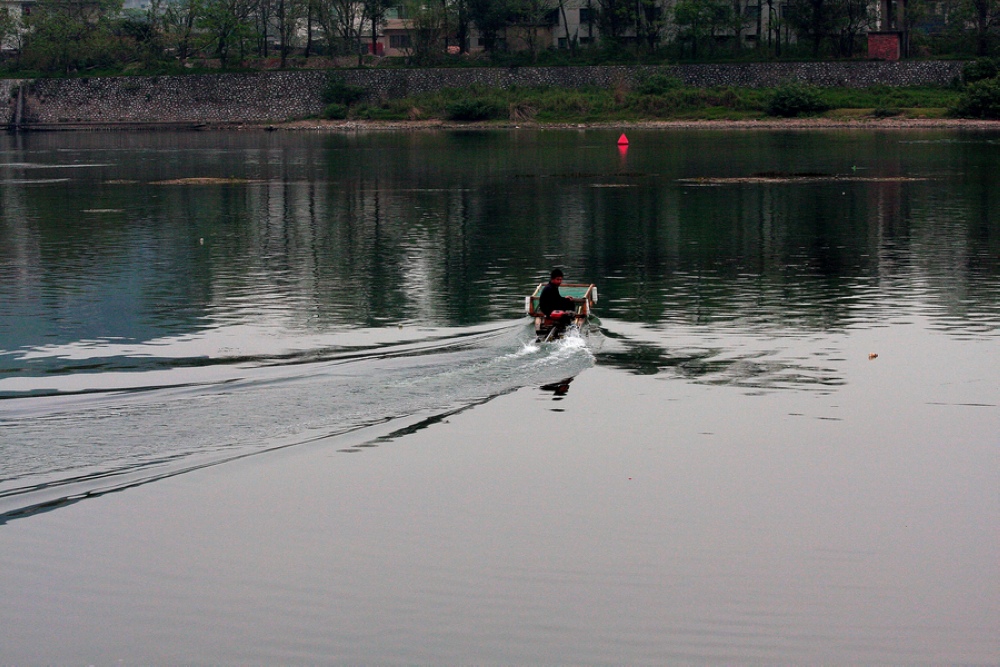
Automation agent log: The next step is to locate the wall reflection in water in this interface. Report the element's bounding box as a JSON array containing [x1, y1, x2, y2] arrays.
[[1, 130, 998, 358]]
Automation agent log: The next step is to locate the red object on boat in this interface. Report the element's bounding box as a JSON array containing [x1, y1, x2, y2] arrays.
[[617, 133, 629, 145]]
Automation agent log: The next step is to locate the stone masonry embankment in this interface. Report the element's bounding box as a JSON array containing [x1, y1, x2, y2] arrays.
[[4, 61, 967, 128]]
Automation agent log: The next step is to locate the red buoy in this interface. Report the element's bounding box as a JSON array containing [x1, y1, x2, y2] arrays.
[[617, 133, 629, 145]]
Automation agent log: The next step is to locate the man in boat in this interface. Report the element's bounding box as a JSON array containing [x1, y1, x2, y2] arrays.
[[539, 269, 576, 325]]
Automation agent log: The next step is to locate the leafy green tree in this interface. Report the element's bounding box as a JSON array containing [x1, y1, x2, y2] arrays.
[[636, 0, 666, 51], [467, 0, 515, 52], [595, 0, 636, 44], [953, 75, 1000, 116], [785, 0, 840, 56], [20, 0, 124, 73], [197, 0, 257, 67], [114, 0, 172, 68], [962, 57, 999, 83], [959, 0, 1000, 55], [0, 6, 23, 57], [322, 74, 365, 104], [673, 0, 732, 57], [783, 0, 873, 57], [401, 0, 448, 62]]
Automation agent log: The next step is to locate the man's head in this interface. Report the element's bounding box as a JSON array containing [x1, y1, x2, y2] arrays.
[[550, 269, 564, 284]]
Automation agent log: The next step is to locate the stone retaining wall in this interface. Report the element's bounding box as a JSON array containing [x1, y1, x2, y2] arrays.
[[14, 72, 329, 126], [3, 61, 967, 128]]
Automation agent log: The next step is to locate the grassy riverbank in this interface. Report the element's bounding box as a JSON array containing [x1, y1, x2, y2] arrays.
[[323, 80, 962, 124], [277, 117, 1000, 132]]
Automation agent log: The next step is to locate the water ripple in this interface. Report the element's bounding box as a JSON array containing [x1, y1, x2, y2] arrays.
[[0, 321, 597, 522]]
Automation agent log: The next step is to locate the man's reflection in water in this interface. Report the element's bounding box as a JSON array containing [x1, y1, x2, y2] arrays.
[[540, 377, 573, 399]]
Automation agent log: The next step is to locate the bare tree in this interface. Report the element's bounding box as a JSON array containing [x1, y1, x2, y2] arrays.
[[836, 0, 872, 56], [0, 5, 24, 56], [273, 0, 307, 65], [636, 0, 667, 51], [510, 0, 558, 60], [362, 0, 393, 56], [303, 0, 319, 56], [555, 0, 576, 53], [162, 0, 201, 61], [317, 0, 365, 58]]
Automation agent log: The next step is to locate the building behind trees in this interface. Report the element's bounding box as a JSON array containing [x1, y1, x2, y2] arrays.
[[0, 0, 998, 74]]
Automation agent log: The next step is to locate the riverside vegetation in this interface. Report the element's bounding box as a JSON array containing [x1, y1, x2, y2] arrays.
[[5, 0, 1000, 125], [319, 66, 1000, 123], [5, 0, 1000, 74], [6, 0, 1000, 125]]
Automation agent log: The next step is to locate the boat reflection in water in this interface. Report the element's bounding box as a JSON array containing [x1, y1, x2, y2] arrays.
[[540, 377, 573, 398]]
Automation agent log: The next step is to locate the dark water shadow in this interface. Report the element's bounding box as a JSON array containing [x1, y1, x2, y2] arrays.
[[540, 377, 573, 399], [595, 328, 843, 391]]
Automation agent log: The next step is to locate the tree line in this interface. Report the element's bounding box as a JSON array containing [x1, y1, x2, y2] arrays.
[[1, 0, 999, 75]]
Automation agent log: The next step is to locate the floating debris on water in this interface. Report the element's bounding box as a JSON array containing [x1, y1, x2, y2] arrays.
[[152, 177, 259, 185], [679, 173, 931, 185]]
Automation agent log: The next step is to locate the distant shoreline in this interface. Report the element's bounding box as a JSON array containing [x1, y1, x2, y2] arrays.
[[7, 65, 980, 131], [14, 117, 999, 132]]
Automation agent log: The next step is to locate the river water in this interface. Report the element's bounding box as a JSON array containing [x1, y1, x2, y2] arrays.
[[0, 129, 997, 664]]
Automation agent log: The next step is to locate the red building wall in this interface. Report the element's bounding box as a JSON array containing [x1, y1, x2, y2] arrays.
[[868, 33, 902, 61]]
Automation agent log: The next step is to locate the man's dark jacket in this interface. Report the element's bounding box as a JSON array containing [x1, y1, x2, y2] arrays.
[[539, 282, 574, 315]]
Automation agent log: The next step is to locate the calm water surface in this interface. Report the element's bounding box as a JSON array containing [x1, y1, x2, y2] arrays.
[[0, 129, 997, 664]]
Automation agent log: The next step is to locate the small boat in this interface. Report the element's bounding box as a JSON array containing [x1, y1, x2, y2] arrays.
[[525, 282, 598, 342]]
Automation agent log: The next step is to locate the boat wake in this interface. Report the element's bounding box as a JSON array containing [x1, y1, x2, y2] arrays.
[[0, 321, 597, 524]]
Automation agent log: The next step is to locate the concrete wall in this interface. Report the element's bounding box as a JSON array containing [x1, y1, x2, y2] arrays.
[[3, 61, 968, 128]]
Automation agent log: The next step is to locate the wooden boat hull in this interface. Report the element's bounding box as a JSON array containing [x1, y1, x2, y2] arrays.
[[533, 315, 588, 342], [525, 283, 598, 342]]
